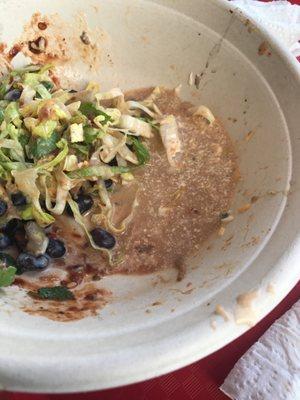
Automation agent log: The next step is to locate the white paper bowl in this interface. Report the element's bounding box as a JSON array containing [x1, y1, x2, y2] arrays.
[[0, 0, 299, 393]]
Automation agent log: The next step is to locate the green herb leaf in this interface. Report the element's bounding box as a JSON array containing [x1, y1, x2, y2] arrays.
[[131, 137, 150, 165], [83, 126, 105, 144], [79, 102, 111, 123], [29, 131, 59, 160], [19, 132, 30, 148], [0, 266, 17, 287], [34, 286, 75, 301]]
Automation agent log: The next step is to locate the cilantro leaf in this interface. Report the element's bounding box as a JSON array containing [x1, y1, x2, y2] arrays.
[[28, 131, 60, 160], [79, 102, 111, 123], [131, 137, 150, 165], [33, 286, 75, 301], [0, 266, 17, 287]]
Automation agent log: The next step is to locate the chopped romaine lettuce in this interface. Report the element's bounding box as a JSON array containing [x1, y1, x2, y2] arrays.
[[67, 165, 129, 180], [35, 84, 52, 99], [32, 120, 57, 138], [37, 138, 68, 171]]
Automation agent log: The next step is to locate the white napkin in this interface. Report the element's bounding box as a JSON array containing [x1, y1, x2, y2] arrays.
[[221, 301, 300, 400], [232, 0, 300, 56]]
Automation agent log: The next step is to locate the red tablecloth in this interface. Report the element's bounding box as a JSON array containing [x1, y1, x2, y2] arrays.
[[2, 0, 300, 399]]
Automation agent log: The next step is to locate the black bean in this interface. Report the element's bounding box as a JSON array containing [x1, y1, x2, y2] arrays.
[[11, 192, 27, 207], [13, 227, 27, 250], [108, 157, 118, 167], [4, 218, 24, 237], [17, 252, 49, 273], [4, 89, 22, 101], [0, 200, 7, 217], [66, 194, 93, 216], [220, 212, 229, 220], [91, 228, 116, 249], [104, 179, 113, 189], [0, 233, 12, 250], [46, 238, 66, 258]]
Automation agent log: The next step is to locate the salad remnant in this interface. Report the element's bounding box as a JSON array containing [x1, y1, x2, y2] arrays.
[[0, 64, 186, 295], [0, 200, 7, 216], [30, 285, 75, 301], [0, 265, 17, 287], [46, 238, 66, 258]]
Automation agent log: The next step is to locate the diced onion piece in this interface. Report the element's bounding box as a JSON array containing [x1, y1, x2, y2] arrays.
[[119, 115, 152, 138], [159, 115, 182, 168], [193, 105, 215, 125], [70, 123, 84, 143]]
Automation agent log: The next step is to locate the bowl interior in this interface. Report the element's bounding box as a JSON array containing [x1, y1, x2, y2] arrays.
[[0, 0, 296, 392]]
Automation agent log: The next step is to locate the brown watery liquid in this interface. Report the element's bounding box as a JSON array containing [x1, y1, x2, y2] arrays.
[[17, 88, 239, 321]]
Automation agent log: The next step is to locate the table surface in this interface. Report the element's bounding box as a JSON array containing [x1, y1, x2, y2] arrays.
[[2, 0, 300, 399]]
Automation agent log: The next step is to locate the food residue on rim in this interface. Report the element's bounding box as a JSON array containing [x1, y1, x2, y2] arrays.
[[215, 304, 231, 322], [0, 12, 105, 76], [235, 290, 258, 326], [15, 277, 111, 322], [258, 41, 272, 57]]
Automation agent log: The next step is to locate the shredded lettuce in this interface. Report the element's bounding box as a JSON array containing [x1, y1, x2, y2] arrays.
[[79, 102, 111, 124], [4, 102, 20, 124], [32, 120, 57, 138], [67, 197, 112, 262], [159, 115, 182, 168], [36, 84, 52, 99], [11, 168, 55, 227], [0, 64, 170, 261], [119, 115, 152, 138], [37, 139, 68, 171], [67, 165, 129, 180]]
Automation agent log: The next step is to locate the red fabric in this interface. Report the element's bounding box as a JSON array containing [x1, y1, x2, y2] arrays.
[[1, 0, 300, 399]]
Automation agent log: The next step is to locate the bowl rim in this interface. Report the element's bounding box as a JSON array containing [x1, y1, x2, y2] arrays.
[[2, 0, 300, 393]]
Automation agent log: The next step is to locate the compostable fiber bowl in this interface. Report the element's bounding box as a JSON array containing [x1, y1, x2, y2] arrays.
[[0, 0, 299, 393]]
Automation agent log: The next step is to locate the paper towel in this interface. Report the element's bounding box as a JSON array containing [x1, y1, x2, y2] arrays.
[[232, 0, 300, 56], [221, 301, 300, 400]]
